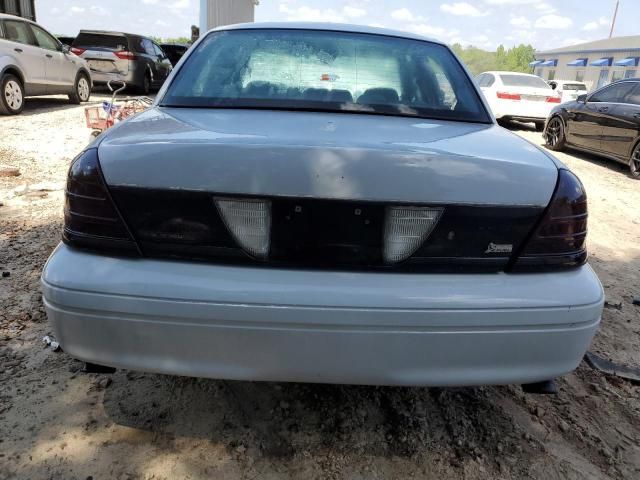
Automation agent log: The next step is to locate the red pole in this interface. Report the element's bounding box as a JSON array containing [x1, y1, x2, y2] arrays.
[[609, 0, 619, 39]]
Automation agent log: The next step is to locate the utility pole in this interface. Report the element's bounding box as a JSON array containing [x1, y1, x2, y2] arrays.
[[609, 0, 619, 39]]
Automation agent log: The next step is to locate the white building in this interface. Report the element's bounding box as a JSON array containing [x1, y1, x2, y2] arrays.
[[533, 36, 640, 92], [199, 0, 258, 34]]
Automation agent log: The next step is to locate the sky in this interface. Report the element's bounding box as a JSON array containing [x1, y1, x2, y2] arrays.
[[37, 0, 637, 51]]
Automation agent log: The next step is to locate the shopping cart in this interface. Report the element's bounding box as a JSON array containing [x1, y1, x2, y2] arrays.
[[85, 80, 153, 140]]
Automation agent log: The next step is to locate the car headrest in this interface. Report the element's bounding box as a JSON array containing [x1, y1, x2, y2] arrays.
[[358, 88, 400, 105]]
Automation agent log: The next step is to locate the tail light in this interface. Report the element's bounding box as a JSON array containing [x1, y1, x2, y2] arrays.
[[114, 51, 137, 60], [511, 169, 587, 271], [383, 207, 443, 264], [63, 149, 139, 254], [70, 47, 85, 56], [546, 96, 562, 103], [497, 92, 521, 100], [215, 198, 271, 259]]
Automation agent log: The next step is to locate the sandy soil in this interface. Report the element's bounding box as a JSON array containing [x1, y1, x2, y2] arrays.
[[1, 100, 639, 480]]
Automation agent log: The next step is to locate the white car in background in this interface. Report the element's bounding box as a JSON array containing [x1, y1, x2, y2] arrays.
[[476, 71, 561, 130], [548, 80, 589, 103]]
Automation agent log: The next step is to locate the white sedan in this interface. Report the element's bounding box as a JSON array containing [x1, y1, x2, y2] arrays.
[[548, 80, 589, 103], [476, 71, 562, 130], [41, 24, 603, 389]]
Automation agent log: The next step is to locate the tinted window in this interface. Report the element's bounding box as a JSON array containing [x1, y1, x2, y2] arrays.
[[73, 33, 129, 51], [31, 25, 59, 51], [625, 84, 640, 105], [590, 82, 637, 103], [130, 37, 145, 54], [485, 74, 495, 87], [4, 20, 36, 46], [163, 29, 490, 123], [153, 43, 165, 57], [500, 74, 550, 89], [141, 39, 156, 56]]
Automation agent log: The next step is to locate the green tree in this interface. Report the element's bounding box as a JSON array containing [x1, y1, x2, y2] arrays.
[[451, 43, 536, 75]]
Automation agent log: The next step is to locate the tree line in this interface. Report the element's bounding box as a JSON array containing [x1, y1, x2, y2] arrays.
[[451, 43, 536, 76]]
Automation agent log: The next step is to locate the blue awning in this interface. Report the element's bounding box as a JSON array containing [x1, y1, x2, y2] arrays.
[[567, 58, 588, 67], [540, 59, 558, 67], [529, 60, 545, 67], [614, 57, 639, 67], [591, 57, 614, 67]]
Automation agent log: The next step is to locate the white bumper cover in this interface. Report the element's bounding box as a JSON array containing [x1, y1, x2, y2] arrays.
[[42, 244, 604, 386]]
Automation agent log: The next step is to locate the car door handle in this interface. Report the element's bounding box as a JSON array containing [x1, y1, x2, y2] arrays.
[[597, 106, 609, 112], [45, 54, 53, 58], [633, 113, 640, 118], [14, 48, 23, 53]]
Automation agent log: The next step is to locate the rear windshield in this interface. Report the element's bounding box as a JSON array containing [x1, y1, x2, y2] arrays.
[[73, 33, 129, 51], [500, 74, 551, 89], [562, 83, 587, 91], [162, 29, 490, 123]]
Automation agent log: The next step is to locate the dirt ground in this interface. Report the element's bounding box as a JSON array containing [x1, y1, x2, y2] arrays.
[[1, 97, 639, 480]]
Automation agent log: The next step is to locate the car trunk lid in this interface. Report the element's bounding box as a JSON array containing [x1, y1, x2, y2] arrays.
[[97, 108, 558, 272]]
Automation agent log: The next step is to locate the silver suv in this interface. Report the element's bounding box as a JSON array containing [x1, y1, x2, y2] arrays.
[[0, 13, 92, 115]]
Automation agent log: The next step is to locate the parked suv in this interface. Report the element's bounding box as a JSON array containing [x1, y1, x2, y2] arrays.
[[72, 30, 172, 94], [0, 13, 92, 115]]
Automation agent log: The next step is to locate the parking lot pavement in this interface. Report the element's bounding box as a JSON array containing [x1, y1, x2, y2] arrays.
[[1, 109, 639, 479]]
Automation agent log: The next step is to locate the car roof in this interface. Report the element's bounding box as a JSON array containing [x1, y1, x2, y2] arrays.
[[78, 29, 150, 39], [481, 71, 542, 78], [210, 22, 445, 46]]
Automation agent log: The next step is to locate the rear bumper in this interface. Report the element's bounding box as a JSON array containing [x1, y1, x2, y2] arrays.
[[493, 101, 555, 122], [42, 244, 604, 386]]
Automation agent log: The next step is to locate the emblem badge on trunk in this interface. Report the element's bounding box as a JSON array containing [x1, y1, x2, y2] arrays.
[[485, 243, 513, 254]]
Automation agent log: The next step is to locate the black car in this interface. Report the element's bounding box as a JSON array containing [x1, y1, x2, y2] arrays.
[[56, 36, 76, 46], [160, 43, 189, 67], [71, 31, 173, 94], [545, 78, 640, 178]]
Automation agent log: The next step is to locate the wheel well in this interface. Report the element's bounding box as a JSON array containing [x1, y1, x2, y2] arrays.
[[77, 68, 90, 80], [1, 66, 25, 86], [628, 138, 640, 165]]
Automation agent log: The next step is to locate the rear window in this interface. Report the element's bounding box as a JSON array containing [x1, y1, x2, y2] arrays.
[[500, 74, 551, 89], [562, 83, 587, 91], [162, 29, 490, 123], [73, 33, 129, 51]]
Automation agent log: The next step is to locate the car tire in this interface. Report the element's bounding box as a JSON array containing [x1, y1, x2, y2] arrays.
[[69, 73, 91, 104], [534, 121, 545, 132], [138, 73, 151, 95], [0, 74, 25, 115], [544, 116, 566, 151], [630, 143, 640, 179]]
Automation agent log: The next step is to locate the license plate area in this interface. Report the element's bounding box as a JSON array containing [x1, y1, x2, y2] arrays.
[[521, 94, 546, 102], [88, 59, 118, 73], [270, 199, 385, 266]]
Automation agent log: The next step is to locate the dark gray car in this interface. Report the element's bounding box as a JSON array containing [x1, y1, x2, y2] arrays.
[[71, 30, 172, 94]]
